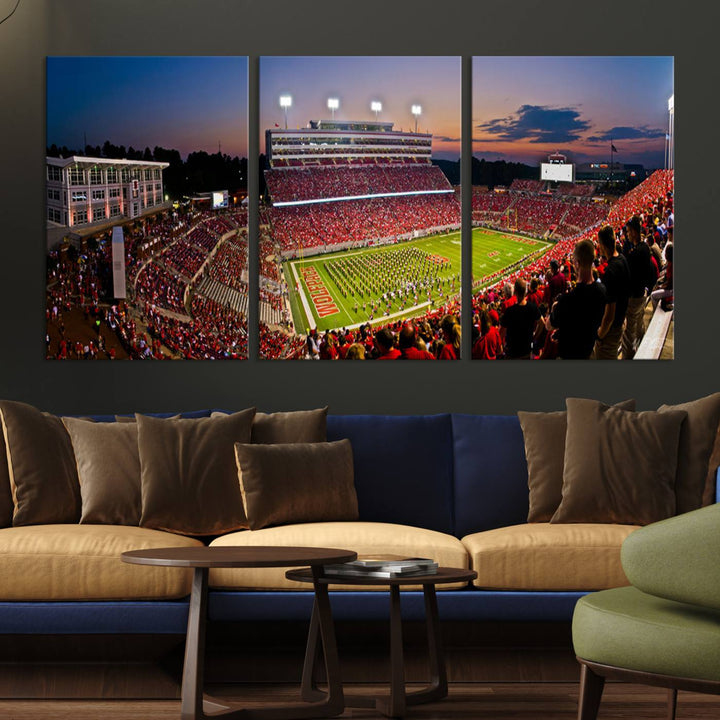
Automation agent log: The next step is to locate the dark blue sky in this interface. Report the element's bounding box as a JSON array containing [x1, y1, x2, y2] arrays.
[[47, 56, 248, 159]]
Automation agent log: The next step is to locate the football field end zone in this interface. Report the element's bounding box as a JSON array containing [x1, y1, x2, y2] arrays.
[[289, 261, 316, 331], [471, 228, 552, 291]]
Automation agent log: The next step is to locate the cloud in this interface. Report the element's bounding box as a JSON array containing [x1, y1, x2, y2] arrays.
[[587, 126, 667, 142], [476, 105, 591, 144], [435, 135, 461, 143]]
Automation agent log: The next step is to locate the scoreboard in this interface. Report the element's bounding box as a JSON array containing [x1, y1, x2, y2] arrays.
[[212, 190, 229, 208], [541, 163, 575, 183]]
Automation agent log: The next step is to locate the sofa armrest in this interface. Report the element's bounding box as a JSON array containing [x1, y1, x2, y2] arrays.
[[621, 503, 720, 611]]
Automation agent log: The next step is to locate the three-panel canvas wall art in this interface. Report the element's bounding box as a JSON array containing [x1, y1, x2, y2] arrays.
[[45, 56, 674, 361]]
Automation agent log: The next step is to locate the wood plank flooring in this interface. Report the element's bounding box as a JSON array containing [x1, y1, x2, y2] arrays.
[[1, 682, 719, 719]]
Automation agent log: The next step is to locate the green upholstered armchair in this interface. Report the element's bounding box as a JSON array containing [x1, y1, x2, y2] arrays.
[[573, 503, 720, 720]]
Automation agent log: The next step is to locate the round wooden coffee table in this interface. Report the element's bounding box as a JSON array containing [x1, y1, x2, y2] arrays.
[[286, 566, 477, 718], [122, 546, 356, 720]]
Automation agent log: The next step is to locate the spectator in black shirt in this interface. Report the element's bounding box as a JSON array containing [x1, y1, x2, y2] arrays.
[[622, 215, 654, 359], [549, 239, 607, 359], [500, 278, 540, 359], [594, 225, 631, 360]]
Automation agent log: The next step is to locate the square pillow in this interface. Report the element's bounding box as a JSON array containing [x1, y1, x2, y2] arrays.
[[0, 429, 13, 528], [0, 400, 81, 525], [212, 407, 328, 444], [704, 426, 720, 506], [235, 439, 358, 531], [62, 417, 141, 525], [518, 399, 635, 522], [658, 393, 720, 513], [552, 398, 687, 525], [138, 409, 255, 536]]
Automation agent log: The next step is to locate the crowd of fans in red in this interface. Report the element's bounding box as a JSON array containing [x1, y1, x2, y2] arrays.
[[47, 207, 250, 360], [470, 169, 674, 360], [270, 194, 461, 252], [265, 164, 449, 203], [473, 183, 609, 239]]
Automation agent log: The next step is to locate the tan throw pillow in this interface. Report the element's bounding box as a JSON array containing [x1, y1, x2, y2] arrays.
[[212, 408, 328, 444], [519, 399, 635, 522], [235, 440, 358, 531], [0, 400, 81, 526], [62, 417, 141, 525], [138, 409, 256, 536], [552, 398, 687, 525], [658, 393, 720, 514]]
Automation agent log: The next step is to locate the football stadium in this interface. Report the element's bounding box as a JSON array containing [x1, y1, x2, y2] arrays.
[[258, 119, 464, 359], [258, 115, 674, 360]]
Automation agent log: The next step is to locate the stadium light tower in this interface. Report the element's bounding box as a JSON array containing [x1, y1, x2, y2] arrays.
[[667, 94, 674, 170], [279, 95, 292, 130], [411, 104, 422, 133], [327, 97, 339, 120], [371, 101, 382, 121]]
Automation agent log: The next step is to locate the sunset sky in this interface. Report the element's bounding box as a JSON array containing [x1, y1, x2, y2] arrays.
[[47, 57, 248, 159], [260, 56, 461, 160], [473, 56, 674, 169]]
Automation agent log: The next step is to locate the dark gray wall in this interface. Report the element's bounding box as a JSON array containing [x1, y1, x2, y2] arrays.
[[0, 0, 715, 415]]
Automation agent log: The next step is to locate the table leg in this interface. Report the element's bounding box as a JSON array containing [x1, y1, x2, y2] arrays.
[[181, 566, 343, 720], [345, 583, 448, 718], [405, 583, 447, 705], [375, 585, 406, 718], [181, 567, 208, 720], [300, 597, 323, 702]]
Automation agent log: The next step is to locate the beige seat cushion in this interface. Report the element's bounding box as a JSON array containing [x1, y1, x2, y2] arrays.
[[209, 521, 469, 591], [0, 525, 203, 600], [462, 523, 639, 591]]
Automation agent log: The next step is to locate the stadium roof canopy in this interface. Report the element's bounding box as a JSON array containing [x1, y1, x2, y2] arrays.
[[46, 155, 169, 169]]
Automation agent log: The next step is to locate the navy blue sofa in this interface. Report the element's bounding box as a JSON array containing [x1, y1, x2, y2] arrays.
[[0, 411, 673, 636]]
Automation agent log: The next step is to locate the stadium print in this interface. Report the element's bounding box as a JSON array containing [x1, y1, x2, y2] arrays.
[[471, 56, 674, 360], [46, 57, 249, 360], [259, 56, 462, 360]]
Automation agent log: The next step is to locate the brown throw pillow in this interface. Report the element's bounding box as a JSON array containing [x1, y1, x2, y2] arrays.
[[115, 414, 180, 422], [0, 429, 13, 528], [212, 407, 328, 444], [0, 400, 81, 526], [235, 439, 358, 531], [704, 426, 720, 507], [138, 409, 255, 536], [519, 400, 636, 522], [552, 398, 687, 525], [658, 393, 720, 514], [62, 417, 141, 525]]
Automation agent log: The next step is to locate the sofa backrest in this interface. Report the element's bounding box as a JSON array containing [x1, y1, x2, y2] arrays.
[[451, 414, 529, 537], [327, 414, 455, 535]]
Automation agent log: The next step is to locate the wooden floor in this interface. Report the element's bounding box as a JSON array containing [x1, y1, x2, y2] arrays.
[[1, 683, 719, 719]]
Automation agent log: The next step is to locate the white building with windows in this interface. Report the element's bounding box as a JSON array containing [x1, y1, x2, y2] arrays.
[[46, 156, 169, 231]]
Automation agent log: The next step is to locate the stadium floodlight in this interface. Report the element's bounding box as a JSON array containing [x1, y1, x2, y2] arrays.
[[411, 104, 422, 133], [371, 100, 382, 120], [279, 94, 292, 129], [327, 97, 339, 120]]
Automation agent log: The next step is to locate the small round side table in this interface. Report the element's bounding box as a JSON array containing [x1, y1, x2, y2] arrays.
[[123, 545, 356, 720], [286, 565, 477, 718]]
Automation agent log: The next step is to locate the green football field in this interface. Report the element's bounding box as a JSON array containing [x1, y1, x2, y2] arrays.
[[284, 229, 550, 333], [471, 227, 551, 290]]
